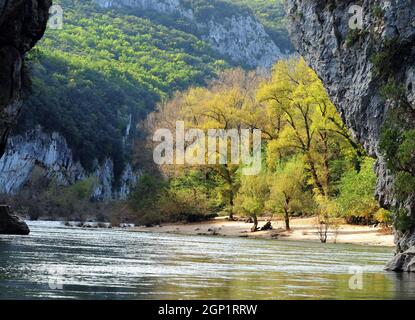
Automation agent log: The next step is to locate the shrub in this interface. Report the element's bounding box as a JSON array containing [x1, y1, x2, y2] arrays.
[[372, 5, 384, 19], [374, 208, 393, 228], [336, 157, 380, 224], [370, 38, 402, 78], [345, 29, 363, 47], [380, 80, 407, 102], [128, 172, 221, 225], [393, 208, 415, 233]]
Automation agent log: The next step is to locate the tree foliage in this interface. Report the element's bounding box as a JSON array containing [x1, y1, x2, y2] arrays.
[[266, 156, 313, 230], [235, 173, 269, 231], [131, 59, 386, 228], [335, 158, 379, 224], [19, 0, 228, 179]]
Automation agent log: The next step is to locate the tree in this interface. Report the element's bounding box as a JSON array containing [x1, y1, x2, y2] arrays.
[[336, 157, 380, 224], [266, 156, 312, 230], [128, 174, 168, 225], [314, 194, 341, 243], [133, 58, 374, 229], [147, 69, 261, 220], [257, 58, 357, 197], [234, 174, 269, 232]]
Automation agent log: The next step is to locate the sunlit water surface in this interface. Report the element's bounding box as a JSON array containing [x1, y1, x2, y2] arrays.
[[0, 221, 414, 299]]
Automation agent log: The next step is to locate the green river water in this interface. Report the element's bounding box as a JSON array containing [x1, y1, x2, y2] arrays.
[[0, 221, 414, 299]]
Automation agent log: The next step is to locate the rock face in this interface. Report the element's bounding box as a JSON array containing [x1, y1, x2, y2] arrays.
[[386, 247, 415, 272], [95, 0, 285, 68], [0, 128, 139, 200], [0, 0, 51, 157], [0, 0, 51, 234], [286, 0, 415, 271], [0, 205, 30, 235]]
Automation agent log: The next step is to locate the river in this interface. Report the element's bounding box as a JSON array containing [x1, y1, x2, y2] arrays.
[[0, 221, 414, 299]]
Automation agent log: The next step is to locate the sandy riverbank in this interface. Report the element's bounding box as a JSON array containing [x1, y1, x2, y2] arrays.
[[130, 216, 394, 247]]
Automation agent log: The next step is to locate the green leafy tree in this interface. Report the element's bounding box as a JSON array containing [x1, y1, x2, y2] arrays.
[[336, 157, 380, 224], [266, 157, 313, 230], [234, 174, 269, 232]]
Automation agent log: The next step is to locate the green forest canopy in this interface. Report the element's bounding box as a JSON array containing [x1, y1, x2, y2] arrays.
[[18, 0, 291, 180], [19, 0, 228, 178]]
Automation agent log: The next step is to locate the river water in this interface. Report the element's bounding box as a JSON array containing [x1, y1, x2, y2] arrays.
[[0, 221, 414, 299]]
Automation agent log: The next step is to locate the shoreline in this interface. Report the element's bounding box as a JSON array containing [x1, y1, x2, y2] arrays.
[[130, 216, 395, 247]]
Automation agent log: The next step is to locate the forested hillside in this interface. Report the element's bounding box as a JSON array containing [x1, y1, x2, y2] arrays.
[[17, 0, 228, 177], [0, 0, 291, 216]]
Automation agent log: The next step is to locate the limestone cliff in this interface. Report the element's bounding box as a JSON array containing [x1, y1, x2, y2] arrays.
[[0, 128, 139, 200], [0, 0, 51, 156], [0, 0, 51, 234], [95, 0, 285, 68], [286, 0, 415, 271]]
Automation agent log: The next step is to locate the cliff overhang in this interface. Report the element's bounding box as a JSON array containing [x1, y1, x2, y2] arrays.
[[0, 0, 51, 234]]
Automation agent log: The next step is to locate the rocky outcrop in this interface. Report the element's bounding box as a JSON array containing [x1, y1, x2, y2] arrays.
[[0, 205, 30, 235], [90, 158, 139, 200], [0, 0, 51, 234], [95, 0, 284, 68], [0, 0, 51, 157], [202, 14, 282, 68], [0, 128, 139, 200], [286, 0, 415, 271], [386, 246, 415, 272], [0, 128, 85, 194]]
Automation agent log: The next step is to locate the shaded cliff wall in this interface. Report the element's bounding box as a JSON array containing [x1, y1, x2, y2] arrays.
[[0, 128, 139, 200], [286, 0, 415, 271], [0, 0, 51, 156]]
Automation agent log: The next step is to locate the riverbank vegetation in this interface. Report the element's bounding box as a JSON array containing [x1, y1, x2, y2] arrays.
[[128, 58, 392, 233]]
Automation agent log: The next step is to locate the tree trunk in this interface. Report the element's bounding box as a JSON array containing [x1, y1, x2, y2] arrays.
[[284, 210, 290, 231], [228, 173, 235, 221], [319, 131, 330, 196], [283, 195, 291, 230], [228, 196, 235, 221], [251, 214, 258, 232], [306, 154, 325, 196]]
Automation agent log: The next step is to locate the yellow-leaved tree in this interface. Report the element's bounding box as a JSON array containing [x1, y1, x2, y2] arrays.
[[234, 173, 269, 232], [147, 69, 262, 220], [266, 156, 313, 230], [257, 58, 358, 198]]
